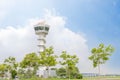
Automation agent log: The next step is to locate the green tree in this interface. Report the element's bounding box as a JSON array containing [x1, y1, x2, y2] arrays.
[[89, 43, 114, 75], [17, 68, 26, 79], [0, 64, 7, 78], [70, 66, 80, 79], [60, 51, 79, 80], [20, 52, 39, 77], [39, 46, 57, 77], [11, 70, 17, 79], [56, 67, 66, 78], [56, 67, 81, 79], [4, 56, 18, 79]]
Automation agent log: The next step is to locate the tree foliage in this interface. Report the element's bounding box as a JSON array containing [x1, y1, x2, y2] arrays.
[[56, 67, 66, 78], [60, 51, 79, 79], [89, 43, 114, 67], [4, 56, 18, 70], [0, 64, 7, 72], [60, 51, 79, 69], [4, 56, 18, 79], [20, 52, 39, 77], [0, 64, 7, 77], [39, 46, 57, 67], [89, 43, 114, 74], [20, 52, 39, 68], [39, 46, 57, 77]]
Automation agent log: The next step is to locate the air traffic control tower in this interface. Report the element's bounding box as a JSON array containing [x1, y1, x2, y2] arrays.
[[34, 21, 50, 52]]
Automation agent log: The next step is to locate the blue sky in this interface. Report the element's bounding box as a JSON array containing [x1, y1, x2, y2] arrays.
[[0, 0, 120, 74]]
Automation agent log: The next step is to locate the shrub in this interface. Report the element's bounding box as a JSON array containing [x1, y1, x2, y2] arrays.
[[76, 74, 83, 79]]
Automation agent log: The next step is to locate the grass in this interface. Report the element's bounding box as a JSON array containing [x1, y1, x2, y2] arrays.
[[1, 76, 120, 80], [19, 76, 120, 80]]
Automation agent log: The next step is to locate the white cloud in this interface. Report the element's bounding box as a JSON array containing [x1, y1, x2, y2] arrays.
[[0, 25, 37, 62], [0, 9, 117, 74], [43, 10, 97, 73], [0, 9, 94, 73]]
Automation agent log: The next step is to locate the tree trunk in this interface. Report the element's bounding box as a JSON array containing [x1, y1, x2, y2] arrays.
[[69, 69, 70, 80], [47, 66, 49, 78], [67, 67, 70, 80], [98, 64, 101, 80], [98, 64, 100, 75]]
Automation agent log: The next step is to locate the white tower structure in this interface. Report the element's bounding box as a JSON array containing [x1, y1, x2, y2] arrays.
[[34, 21, 49, 52]]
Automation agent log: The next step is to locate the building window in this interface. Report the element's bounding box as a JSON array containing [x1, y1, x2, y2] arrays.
[[45, 27, 49, 31], [34, 26, 44, 31]]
